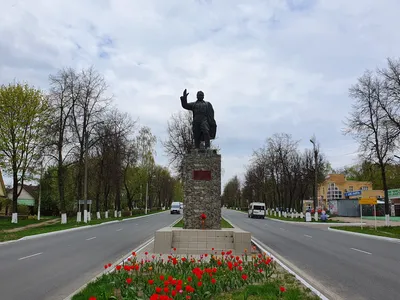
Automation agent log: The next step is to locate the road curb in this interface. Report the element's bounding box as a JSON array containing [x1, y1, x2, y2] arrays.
[[63, 237, 154, 300], [328, 227, 400, 243], [251, 237, 330, 300], [0, 211, 167, 246]]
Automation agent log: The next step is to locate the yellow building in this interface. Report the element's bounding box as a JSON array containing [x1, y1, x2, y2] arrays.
[[318, 174, 384, 206]]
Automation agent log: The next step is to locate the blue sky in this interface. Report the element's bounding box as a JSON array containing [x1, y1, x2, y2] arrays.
[[1, 0, 400, 187]]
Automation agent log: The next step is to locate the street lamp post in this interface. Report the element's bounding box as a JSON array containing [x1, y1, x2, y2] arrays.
[[83, 131, 89, 223], [310, 138, 318, 212]]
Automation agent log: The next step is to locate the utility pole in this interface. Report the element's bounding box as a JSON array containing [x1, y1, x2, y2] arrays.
[[145, 181, 148, 215], [310, 137, 318, 212], [83, 131, 89, 223]]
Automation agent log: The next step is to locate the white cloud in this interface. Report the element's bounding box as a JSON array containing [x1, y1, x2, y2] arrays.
[[1, 0, 400, 187]]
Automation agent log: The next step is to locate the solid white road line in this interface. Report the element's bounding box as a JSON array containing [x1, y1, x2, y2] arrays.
[[86, 237, 96, 241], [116, 228, 123, 231], [350, 247, 372, 255], [304, 234, 312, 238], [18, 252, 43, 261]]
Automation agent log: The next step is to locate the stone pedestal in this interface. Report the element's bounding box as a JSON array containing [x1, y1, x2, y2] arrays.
[[154, 227, 251, 255], [183, 149, 221, 229]]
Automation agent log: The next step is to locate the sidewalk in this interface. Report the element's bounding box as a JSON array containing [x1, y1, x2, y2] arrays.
[[3, 218, 60, 233], [330, 216, 393, 226]]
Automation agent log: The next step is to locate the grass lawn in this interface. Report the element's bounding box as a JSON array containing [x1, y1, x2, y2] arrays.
[[266, 214, 341, 223], [332, 226, 400, 239], [215, 273, 319, 300], [173, 217, 234, 228], [0, 210, 163, 242]]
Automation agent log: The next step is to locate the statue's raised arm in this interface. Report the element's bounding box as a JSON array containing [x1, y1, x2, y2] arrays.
[[180, 89, 194, 110]]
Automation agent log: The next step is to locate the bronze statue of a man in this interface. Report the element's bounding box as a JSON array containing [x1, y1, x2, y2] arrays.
[[180, 89, 217, 149]]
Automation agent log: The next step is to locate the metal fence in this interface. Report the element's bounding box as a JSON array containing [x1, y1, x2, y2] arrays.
[[328, 199, 387, 217]]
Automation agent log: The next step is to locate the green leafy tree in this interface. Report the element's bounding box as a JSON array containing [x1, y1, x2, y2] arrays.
[[173, 180, 184, 203], [0, 82, 50, 222]]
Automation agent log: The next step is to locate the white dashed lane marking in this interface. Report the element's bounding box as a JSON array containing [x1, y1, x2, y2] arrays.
[[18, 252, 43, 261], [351, 248, 372, 255]]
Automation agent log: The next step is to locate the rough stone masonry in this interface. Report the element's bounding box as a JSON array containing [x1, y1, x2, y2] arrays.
[[183, 149, 221, 229]]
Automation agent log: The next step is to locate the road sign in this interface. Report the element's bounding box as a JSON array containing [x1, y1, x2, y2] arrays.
[[344, 190, 362, 197], [388, 189, 400, 200], [78, 200, 92, 205], [358, 198, 377, 205]]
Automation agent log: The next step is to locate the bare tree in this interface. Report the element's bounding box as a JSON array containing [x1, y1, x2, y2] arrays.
[[47, 68, 79, 223], [93, 109, 136, 217], [162, 111, 194, 177], [242, 133, 328, 212], [344, 70, 396, 225], [70, 66, 111, 218], [377, 58, 400, 140]]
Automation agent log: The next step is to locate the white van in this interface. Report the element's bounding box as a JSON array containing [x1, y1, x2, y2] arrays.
[[248, 202, 266, 219], [170, 202, 181, 214]]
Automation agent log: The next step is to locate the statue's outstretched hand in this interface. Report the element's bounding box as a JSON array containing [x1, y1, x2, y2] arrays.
[[181, 89, 189, 100]]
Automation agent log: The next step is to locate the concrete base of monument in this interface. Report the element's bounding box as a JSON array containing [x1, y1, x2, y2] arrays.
[[154, 227, 251, 255]]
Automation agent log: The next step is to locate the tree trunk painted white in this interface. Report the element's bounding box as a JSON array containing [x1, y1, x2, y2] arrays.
[[87, 212, 91, 222], [314, 212, 318, 221], [83, 210, 88, 223], [117, 211, 122, 217], [77, 212, 81, 222], [11, 213, 18, 223], [114, 210, 117, 218], [105, 211, 109, 218], [61, 213, 67, 224], [385, 214, 390, 226], [96, 211, 101, 219]]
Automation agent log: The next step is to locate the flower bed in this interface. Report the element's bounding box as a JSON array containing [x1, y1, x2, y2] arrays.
[[73, 248, 319, 300]]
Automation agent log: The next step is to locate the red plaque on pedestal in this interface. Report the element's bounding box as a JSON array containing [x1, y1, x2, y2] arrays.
[[193, 170, 212, 181]]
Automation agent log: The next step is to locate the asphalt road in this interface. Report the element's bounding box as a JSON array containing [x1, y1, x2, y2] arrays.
[[222, 209, 400, 300], [0, 212, 180, 300]]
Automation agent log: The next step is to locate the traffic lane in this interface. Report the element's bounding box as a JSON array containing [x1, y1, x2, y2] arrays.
[[0, 211, 174, 261], [226, 209, 400, 261], [223, 210, 400, 300], [262, 217, 400, 262], [0, 212, 181, 300]]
